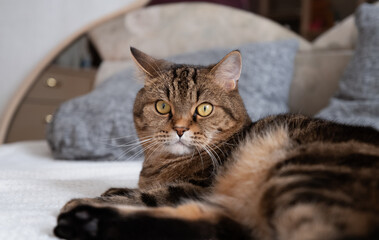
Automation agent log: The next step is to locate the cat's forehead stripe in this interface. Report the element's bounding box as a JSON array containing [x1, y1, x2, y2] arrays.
[[165, 86, 170, 100], [192, 69, 197, 84], [170, 67, 198, 102]]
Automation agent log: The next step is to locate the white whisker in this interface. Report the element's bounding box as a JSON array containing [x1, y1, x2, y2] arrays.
[[108, 138, 153, 148], [194, 145, 204, 171], [145, 143, 162, 162], [199, 144, 218, 175], [120, 140, 158, 161]]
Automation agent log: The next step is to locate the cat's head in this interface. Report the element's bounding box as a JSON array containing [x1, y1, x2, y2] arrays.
[[131, 47, 251, 156]]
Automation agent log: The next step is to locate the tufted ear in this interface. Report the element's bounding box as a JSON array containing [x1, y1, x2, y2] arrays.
[[130, 47, 171, 79], [210, 50, 242, 91]]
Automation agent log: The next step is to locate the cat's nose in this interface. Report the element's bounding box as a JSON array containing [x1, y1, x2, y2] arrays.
[[174, 127, 189, 137]]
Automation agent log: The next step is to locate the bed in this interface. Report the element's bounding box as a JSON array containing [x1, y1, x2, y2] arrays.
[[1, 2, 378, 239], [0, 140, 142, 239]]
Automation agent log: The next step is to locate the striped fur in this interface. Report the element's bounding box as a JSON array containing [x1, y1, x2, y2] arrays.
[[55, 48, 379, 240]]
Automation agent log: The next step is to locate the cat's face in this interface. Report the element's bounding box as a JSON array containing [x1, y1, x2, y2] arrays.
[[131, 48, 250, 156]]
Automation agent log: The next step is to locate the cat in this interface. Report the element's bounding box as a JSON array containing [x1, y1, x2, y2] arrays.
[[54, 47, 379, 240]]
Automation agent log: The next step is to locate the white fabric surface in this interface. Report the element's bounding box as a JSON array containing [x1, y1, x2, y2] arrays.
[[0, 140, 142, 239]]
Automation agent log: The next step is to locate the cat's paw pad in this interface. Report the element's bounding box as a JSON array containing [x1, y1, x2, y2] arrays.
[[101, 187, 135, 197], [54, 205, 117, 240]]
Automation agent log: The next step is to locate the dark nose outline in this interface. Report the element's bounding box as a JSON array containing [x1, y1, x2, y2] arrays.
[[174, 127, 189, 137]]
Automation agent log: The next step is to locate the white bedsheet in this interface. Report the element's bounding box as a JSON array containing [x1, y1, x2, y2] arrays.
[[0, 141, 143, 239]]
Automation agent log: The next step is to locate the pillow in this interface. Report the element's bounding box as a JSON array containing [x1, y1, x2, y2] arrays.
[[47, 68, 143, 160], [47, 40, 298, 160], [316, 3, 379, 130]]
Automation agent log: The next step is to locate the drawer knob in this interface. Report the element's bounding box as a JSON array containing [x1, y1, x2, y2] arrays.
[[46, 77, 58, 88], [45, 114, 53, 124]]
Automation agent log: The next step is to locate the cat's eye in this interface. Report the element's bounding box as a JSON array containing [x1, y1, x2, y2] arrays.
[[155, 100, 171, 115], [196, 103, 213, 117]]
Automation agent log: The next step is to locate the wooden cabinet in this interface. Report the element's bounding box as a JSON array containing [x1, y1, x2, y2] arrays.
[[5, 65, 96, 143]]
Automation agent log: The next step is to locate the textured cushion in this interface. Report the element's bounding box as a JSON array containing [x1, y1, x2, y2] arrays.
[[47, 69, 143, 160], [317, 3, 379, 129], [47, 40, 298, 160]]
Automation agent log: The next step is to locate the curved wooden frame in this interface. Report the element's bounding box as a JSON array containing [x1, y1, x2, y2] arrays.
[[0, 0, 149, 144]]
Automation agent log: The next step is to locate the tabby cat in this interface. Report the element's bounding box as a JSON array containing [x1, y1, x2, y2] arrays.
[[54, 47, 379, 240]]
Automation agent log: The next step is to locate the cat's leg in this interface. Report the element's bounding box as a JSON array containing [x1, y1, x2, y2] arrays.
[[101, 182, 209, 202], [101, 187, 135, 197], [54, 201, 250, 240], [60, 182, 210, 216], [100, 182, 208, 207]]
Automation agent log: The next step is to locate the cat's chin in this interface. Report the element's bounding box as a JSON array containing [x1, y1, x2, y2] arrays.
[[166, 142, 193, 155]]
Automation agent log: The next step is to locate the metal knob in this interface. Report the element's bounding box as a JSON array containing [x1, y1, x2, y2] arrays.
[[45, 114, 53, 124], [46, 77, 58, 88]]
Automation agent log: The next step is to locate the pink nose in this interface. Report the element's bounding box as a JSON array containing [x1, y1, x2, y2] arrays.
[[174, 127, 188, 137]]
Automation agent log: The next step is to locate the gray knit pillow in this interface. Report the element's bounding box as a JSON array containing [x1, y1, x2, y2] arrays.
[[317, 3, 379, 129], [47, 40, 298, 160]]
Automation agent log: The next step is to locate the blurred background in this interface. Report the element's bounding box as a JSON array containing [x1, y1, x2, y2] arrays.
[[151, 0, 375, 40], [55, 0, 378, 70], [0, 0, 376, 144], [51, 0, 379, 71]]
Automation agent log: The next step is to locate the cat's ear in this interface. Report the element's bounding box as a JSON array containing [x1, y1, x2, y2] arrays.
[[210, 50, 242, 91], [130, 47, 171, 78]]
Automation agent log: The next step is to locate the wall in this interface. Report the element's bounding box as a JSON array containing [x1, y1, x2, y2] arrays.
[[0, 0, 148, 142]]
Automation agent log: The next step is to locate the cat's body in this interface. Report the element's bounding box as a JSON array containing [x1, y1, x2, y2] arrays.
[[54, 48, 379, 240]]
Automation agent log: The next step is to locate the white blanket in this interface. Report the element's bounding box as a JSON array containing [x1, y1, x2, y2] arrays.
[[0, 141, 143, 239]]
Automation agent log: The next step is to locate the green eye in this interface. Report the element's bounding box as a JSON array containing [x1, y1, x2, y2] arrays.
[[197, 103, 213, 117], [155, 100, 171, 114]]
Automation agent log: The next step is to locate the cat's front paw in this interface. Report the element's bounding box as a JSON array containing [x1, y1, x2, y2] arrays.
[[101, 187, 136, 197], [54, 205, 118, 240]]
